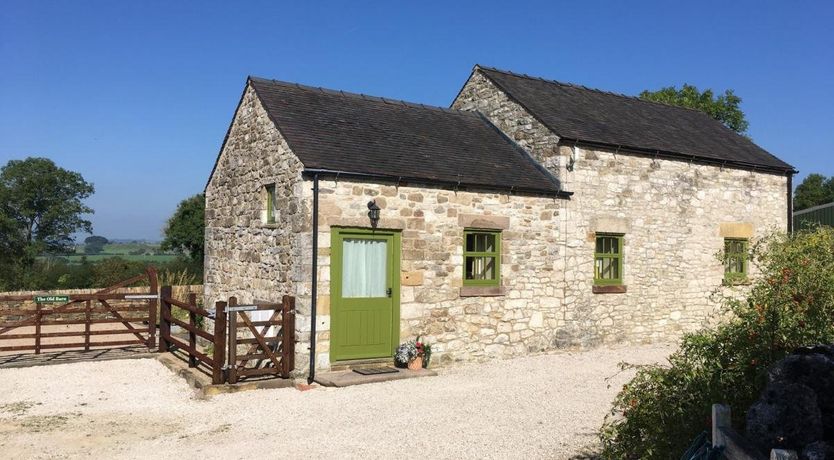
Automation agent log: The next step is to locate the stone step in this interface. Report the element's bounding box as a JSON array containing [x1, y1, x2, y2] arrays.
[[329, 357, 393, 372], [314, 367, 437, 388]]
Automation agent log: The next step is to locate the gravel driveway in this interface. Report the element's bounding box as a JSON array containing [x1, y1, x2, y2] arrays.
[[0, 344, 672, 459]]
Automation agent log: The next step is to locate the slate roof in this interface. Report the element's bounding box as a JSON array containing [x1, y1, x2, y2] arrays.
[[246, 77, 566, 195], [474, 66, 795, 173]]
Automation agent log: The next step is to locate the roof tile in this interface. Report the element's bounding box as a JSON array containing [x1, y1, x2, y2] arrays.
[[248, 77, 564, 194], [476, 66, 794, 172]]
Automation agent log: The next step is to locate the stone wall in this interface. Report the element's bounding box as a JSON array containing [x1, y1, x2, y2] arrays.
[[452, 67, 790, 346], [453, 70, 563, 175], [303, 159, 786, 369], [203, 83, 308, 340], [557, 145, 787, 344], [304, 179, 565, 369], [0, 285, 202, 310]]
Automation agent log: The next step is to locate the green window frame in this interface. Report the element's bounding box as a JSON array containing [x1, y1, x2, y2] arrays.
[[594, 233, 624, 286], [264, 184, 276, 224], [724, 238, 749, 284], [463, 229, 501, 286]]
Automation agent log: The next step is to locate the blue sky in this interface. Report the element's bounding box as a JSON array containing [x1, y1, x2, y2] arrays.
[[1, 1, 832, 240]]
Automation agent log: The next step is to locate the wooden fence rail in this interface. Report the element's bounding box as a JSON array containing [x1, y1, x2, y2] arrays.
[[1, 277, 295, 385], [159, 285, 226, 384], [0, 267, 158, 354]]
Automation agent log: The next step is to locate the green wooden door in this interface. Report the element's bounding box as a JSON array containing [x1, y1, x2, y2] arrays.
[[331, 228, 400, 362]]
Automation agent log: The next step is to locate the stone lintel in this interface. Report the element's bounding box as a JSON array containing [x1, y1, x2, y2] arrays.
[[459, 286, 507, 297], [719, 222, 753, 238], [590, 216, 630, 234], [458, 214, 510, 230], [325, 218, 406, 230]]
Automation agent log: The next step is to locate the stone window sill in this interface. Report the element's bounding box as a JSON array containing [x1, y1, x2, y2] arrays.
[[593, 285, 627, 294], [459, 286, 506, 297], [261, 223, 280, 228]]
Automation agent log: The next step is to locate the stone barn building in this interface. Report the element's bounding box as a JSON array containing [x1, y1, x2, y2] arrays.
[[204, 65, 795, 376]]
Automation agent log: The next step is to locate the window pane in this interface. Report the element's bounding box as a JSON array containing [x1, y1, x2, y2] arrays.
[[342, 239, 387, 298], [599, 257, 611, 279], [597, 236, 619, 255], [465, 256, 498, 280], [265, 185, 276, 223], [465, 256, 477, 279], [476, 234, 485, 252], [465, 233, 476, 252], [484, 234, 496, 253], [483, 257, 496, 280]]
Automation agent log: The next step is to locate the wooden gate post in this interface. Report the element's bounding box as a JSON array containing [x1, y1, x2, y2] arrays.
[[147, 267, 158, 350], [187, 293, 197, 368], [227, 296, 238, 384], [84, 300, 91, 352], [159, 285, 172, 353], [212, 301, 227, 385], [281, 295, 296, 378], [34, 301, 42, 355]]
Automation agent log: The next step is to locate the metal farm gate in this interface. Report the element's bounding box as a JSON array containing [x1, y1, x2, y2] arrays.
[[794, 201, 834, 230]]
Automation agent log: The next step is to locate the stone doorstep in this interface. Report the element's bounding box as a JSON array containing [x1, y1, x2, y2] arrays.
[[315, 367, 437, 388], [156, 353, 294, 398], [328, 357, 392, 372]]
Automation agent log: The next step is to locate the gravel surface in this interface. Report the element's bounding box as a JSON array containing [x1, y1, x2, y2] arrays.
[[0, 343, 672, 459]]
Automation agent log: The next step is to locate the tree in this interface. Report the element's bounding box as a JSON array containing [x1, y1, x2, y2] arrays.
[[640, 84, 749, 134], [793, 173, 834, 211], [84, 235, 109, 254], [161, 194, 205, 266], [0, 157, 94, 289], [91, 257, 146, 287]]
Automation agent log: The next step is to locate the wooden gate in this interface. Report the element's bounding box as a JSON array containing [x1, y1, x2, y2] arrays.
[[227, 296, 295, 383], [0, 268, 159, 355], [159, 286, 227, 384]]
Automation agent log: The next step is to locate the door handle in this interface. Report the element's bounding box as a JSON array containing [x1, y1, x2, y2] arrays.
[[386, 288, 392, 297]]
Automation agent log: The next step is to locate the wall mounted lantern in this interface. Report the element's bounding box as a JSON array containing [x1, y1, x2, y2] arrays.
[[367, 200, 381, 228]]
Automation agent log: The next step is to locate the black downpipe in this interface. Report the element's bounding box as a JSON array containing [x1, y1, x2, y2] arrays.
[[787, 173, 794, 233], [308, 174, 319, 384]]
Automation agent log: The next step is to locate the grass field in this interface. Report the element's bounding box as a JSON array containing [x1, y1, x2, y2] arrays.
[[42, 242, 178, 264]]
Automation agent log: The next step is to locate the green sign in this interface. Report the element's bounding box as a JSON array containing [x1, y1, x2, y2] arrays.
[[33, 295, 70, 303]]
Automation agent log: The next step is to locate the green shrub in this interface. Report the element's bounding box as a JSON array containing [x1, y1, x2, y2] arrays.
[[599, 227, 834, 459]]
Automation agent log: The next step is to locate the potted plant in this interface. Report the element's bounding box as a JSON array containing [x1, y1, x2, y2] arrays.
[[394, 336, 432, 370]]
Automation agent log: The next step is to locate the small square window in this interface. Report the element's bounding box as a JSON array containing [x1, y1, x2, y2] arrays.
[[264, 184, 276, 224], [463, 230, 501, 286], [594, 233, 623, 286], [724, 238, 748, 284]]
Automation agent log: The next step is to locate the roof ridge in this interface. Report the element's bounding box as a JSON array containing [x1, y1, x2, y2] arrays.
[[474, 65, 709, 115], [248, 75, 476, 117]]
